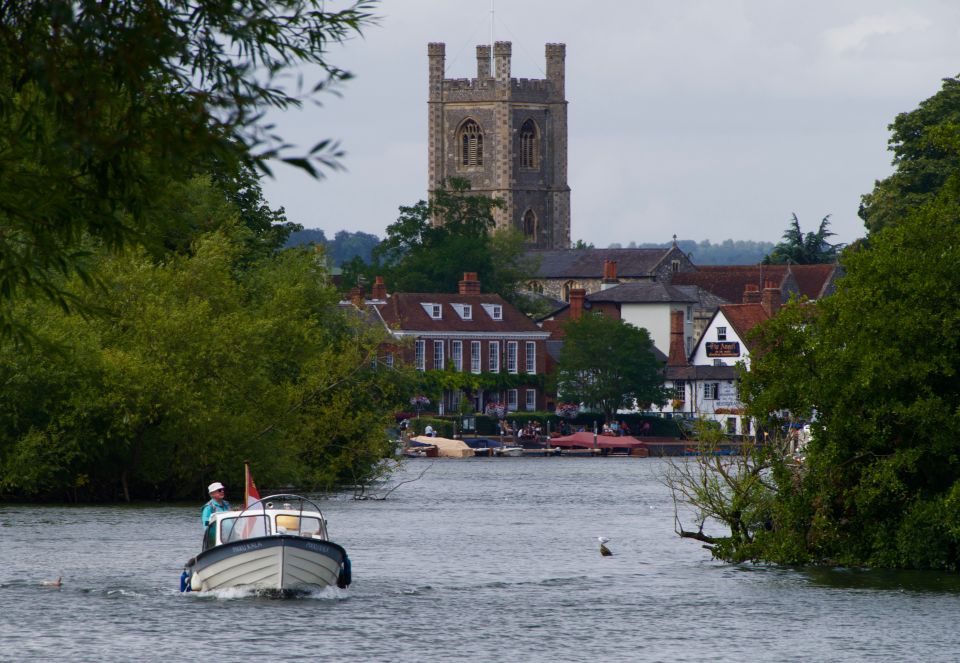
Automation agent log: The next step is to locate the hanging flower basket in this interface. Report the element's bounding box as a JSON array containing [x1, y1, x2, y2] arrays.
[[556, 403, 579, 419], [410, 395, 431, 408], [484, 402, 506, 418]]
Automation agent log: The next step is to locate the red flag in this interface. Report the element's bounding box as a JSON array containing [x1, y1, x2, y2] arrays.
[[244, 462, 261, 507], [240, 463, 264, 540]]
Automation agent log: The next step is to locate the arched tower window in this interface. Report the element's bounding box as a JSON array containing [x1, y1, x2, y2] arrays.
[[522, 209, 537, 239], [562, 280, 579, 303], [458, 119, 484, 167], [519, 119, 539, 169]]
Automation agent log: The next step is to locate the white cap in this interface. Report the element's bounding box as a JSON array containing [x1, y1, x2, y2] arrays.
[[207, 482, 225, 494]]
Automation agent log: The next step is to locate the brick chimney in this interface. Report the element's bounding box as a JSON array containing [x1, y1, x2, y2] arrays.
[[667, 309, 688, 367], [761, 280, 781, 317], [349, 286, 364, 307], [371, 276, 387, 301], [569, 288, 586, 320], [459, 272, 481, 295], [743, 283, 761, 304], [601, 260, 619, 291]]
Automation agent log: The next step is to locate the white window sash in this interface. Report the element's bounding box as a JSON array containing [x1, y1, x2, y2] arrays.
[[471, 341, 481, 374], [415, 340, 425, 371], [452, 340, 462, 371], [507, 341, 518, 374]]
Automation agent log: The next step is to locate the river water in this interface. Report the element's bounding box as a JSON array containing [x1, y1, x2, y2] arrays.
[[2, 457, 960, 662]]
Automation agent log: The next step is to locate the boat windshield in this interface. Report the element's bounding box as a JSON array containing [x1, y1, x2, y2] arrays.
[[221, 514, 270, 543], [275, 515, 325, 537]]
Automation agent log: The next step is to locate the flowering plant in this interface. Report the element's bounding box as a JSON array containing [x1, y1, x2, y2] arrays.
[[555, 402, 579, 419], [410, 395, 430, 407], [484, 402, 506, 418]]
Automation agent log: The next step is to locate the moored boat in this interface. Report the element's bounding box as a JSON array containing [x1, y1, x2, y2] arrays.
[[181, 494, 351, 594]]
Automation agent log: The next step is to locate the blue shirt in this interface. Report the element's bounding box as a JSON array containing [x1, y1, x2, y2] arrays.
[[201, 498, 232, 527]]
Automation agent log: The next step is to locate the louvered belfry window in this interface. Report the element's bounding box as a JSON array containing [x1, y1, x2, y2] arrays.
[[520, 119, 538, 169], [459, 119, 483, 166]]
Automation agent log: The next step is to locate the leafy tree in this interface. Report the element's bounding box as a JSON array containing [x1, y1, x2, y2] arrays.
[[662, 420, 790, 562], [554, 314, 667, 422], [358, 178, 538, 310], [0, 180, 407, 501], [762, 214, 841, 264], [0, 0, 375, 335], [740, 175, 960, 568], [572, 239, 595, 249], [328, 230, 381, 266], [859, 76, 960, 235]]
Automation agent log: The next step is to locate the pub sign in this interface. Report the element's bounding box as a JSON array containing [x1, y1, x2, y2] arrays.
[[706, 341, 740, 357]]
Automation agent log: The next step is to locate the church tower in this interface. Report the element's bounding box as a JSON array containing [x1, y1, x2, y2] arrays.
[[427, 42, 571, 249]]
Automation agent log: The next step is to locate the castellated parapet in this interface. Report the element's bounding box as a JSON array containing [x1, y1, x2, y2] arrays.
[[427, 41, 570, 250]]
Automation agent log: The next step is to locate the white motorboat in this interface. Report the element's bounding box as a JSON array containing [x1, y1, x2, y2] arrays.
[[181, 494, 351, 594]]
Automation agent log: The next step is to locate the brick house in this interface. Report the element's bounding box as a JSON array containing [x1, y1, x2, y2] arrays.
[[371, 272, 549, 415]]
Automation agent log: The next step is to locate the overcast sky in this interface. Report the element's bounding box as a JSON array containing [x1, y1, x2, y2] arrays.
[[260, 0, 960, 248]]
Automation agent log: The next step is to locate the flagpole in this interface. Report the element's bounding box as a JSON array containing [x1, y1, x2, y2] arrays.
[[244, 460, 251, 508]]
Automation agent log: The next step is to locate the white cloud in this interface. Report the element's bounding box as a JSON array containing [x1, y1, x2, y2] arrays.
[[823, 11, 932, 55]]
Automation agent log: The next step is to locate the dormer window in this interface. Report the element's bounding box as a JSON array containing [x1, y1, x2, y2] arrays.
[[481, 303, 503, 321], [451, 303, 473, 320], [421, 303, 443, 320]]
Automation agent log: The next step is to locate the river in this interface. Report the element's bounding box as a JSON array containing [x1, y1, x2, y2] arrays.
[[2, 457, 960, 662]]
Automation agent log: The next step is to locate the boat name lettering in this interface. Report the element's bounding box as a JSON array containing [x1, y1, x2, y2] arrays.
[[305, 542, 331, 553], [233, 542, 264, 553]]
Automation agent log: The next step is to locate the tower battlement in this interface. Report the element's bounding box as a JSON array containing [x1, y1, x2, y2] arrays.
[[427, 41, 570, 249]]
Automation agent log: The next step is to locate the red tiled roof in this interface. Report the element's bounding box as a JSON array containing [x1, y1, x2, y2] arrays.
[[376, 292, 543, 334], [671, 264, 839, 303], [718, 303, 771, 348]]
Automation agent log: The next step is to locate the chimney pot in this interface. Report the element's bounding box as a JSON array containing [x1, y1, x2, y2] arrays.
[[458, 272, 481, 296]]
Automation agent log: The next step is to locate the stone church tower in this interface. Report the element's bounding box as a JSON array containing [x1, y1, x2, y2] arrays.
[[427, 42, 571, 249]]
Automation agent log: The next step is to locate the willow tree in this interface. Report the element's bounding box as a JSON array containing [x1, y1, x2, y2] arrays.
[[0, 1, 376, 336]]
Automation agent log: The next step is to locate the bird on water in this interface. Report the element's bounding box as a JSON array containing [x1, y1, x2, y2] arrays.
[[598, 537, 612, 557]]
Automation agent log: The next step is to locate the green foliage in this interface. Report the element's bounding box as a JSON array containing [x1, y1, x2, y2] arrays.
[[0, 0, 375, 336], [554, 314, 667, 421], [285, 229, 381, 267], [741, 175, 960, 568], [762, 214, 841, 265], [349, 178, 539, 312], [860, 76, 960, 235], [663, 425, 788, 562], [0, 198, 407, 501]]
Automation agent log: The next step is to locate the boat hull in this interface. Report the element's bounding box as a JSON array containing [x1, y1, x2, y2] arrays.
[[187, 535, 349, 592]]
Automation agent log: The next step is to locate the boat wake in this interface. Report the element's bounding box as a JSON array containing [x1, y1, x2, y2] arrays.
[[188, 585, 349, 601]]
